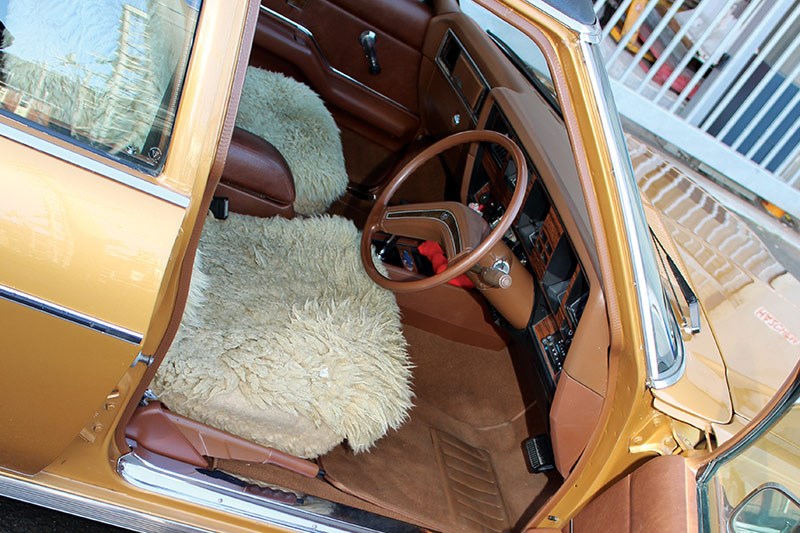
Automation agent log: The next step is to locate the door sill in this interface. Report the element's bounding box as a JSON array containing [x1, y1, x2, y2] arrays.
[[118, 446, 420, 533]]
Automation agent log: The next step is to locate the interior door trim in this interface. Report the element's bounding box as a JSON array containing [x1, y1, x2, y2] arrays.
[[0, 285, 143, 345], [259, 5, 414, 115]]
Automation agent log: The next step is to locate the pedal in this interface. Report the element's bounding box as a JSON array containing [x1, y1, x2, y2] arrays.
[[523, 434, 555, 473]]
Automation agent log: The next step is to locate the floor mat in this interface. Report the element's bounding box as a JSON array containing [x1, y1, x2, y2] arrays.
[[430, 428, 510, 532], [319, 326, 556, 533]]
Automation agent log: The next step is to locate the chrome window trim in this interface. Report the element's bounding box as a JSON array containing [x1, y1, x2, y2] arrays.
[[119, 449, 419, 533], [0, 471, 205, 533], [522, 0, 601, 43], [259, 5, 414, 115], [0, 121, 190, 209], [580, 42, 685, 389], [0, 285, 143, 345]]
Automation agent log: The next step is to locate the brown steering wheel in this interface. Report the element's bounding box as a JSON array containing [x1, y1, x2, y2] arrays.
[[361, 129, 528, 292]]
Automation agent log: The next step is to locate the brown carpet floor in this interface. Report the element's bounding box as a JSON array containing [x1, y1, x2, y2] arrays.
[[218, 325, 557, 532], [319, 326, 557, 532]]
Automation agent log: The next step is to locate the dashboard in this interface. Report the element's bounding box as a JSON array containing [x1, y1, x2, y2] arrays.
[[465, 105, 590, 387], [434, 25, 592, 391]]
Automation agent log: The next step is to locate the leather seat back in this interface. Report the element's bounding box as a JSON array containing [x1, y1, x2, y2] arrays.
[[217, 127, 296, 218]]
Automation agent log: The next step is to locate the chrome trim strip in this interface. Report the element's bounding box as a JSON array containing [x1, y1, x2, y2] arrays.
[[386, 208, 462, 252], [0, 472, 205, 533], [119, 449, 420, 533], [259, 5, 414, 115], [581, 42, 685, 389], [0, 121, 190, 208], [0, 285, 143, 345], [521, 0, 601, 43]]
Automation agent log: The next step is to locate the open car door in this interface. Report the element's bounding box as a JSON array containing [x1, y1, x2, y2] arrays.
[[0, 0, 211, 474]]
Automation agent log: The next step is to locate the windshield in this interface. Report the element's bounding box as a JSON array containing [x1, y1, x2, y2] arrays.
[[462, 0, 559, 113]]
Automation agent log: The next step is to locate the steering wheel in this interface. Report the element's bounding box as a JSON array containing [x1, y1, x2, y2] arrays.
[[361, 129, 528, 292]]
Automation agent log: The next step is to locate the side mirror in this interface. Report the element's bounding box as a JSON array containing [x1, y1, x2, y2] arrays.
[[731, 485, 800, 533]]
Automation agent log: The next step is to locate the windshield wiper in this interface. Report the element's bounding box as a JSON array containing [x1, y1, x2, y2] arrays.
[[650, 227, 701, 334]]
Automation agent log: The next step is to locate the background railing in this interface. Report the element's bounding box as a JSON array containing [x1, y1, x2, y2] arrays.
[[595, 0, 800, 220]]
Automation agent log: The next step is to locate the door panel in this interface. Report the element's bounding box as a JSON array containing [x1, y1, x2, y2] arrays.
[[0, 140, 186, 473], [251, 14, 419, 143], [253, 0, 431, 151]]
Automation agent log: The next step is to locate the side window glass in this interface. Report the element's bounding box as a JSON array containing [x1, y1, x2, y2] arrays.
[[0, 0, 201, 173], [731, 485, 800, 532], [699, 394, 800, 532]]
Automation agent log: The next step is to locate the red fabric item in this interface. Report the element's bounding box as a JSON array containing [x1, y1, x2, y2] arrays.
[[417, 241, 474, 289]]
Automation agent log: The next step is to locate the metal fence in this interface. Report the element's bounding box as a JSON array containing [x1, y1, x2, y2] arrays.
[[594, 0, 800, 220]]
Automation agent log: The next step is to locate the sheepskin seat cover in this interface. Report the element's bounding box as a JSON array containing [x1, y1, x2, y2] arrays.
[[235, 67, 348, 215], [152, 214, 412, 458]]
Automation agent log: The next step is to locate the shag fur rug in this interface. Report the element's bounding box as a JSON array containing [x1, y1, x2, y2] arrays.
[[235, 67, 348, 215], [153, 214, 412, 458]]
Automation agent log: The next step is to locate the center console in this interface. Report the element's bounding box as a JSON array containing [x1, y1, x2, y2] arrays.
[[464, 104, 590, 390]]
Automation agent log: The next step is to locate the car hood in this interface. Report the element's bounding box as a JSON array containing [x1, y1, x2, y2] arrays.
[[628, 136, 800, 424]]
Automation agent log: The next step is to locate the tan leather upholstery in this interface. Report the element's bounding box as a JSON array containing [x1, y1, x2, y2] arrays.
[[569, 455, 698, 533], [127, 401, 320, 478], [217, 127, 296, 218]]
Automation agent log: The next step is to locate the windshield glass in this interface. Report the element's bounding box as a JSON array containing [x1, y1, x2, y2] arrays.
[[0, 0, 201, 173], [461, 0, 560, 113]]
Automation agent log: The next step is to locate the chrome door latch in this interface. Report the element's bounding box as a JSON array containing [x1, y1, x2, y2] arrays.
[[131, 352, 154, 367], [359, 30, 381, 75]]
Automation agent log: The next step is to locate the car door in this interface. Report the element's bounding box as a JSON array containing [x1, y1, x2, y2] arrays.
[[0, 0, 206, 474]]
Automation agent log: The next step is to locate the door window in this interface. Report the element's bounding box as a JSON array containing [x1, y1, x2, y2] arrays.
[[698, 382, 800, 532], [0, 0, 201, 173]]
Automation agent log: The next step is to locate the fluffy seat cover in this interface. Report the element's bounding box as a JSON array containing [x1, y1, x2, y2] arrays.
[[152, 214, 412, 458], [235, 67, 348, 215]]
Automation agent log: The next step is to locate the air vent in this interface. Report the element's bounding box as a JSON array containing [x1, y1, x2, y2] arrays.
[[439, 34, 461, 74], [490, 143, 509, 164]]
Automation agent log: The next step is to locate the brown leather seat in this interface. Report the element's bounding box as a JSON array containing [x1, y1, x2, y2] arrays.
[[216, 127, 296, 219]]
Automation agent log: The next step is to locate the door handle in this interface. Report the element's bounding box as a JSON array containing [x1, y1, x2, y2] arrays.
[[359, 30, 381, 75]]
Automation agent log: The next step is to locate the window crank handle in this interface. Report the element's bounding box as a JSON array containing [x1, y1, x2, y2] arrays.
[[359, 30, 381, 75]]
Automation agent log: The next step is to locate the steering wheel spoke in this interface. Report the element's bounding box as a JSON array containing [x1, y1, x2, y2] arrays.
[[381, 202, 488, 258]]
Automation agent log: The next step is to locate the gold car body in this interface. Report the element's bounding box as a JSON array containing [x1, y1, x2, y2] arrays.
[[0, 0, 797, 531]]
